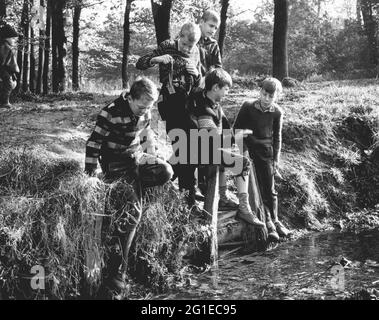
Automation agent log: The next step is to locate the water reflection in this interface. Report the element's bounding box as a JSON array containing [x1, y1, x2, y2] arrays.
[[155, 230, 379, 300]]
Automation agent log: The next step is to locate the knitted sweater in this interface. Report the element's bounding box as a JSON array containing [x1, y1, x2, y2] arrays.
[[85, 93, 155, 175], [234, 100, 283, 162]]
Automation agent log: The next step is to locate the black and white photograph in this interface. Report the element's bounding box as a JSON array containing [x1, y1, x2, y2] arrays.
[[0, 0, 379, 305]]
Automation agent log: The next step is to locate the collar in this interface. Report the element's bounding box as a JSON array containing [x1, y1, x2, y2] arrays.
[[254, 100, 275, 113], [199, 36, 214, 44], [203, 90, 218, 109]]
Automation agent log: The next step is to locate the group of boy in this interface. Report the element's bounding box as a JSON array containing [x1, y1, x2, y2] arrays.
[[85, 10, 291, 295]]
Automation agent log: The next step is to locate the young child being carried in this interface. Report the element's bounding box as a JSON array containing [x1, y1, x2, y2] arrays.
[[191, 68, 265, 227], [234, 78, 291, 238]]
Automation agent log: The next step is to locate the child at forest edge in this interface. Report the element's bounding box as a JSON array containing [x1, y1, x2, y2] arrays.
[[0, 24, 19, 108], [136, 22, 202, 207], [233, 78, 291, 238]]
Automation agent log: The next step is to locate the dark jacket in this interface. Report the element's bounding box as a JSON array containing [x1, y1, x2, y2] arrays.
[[197, 36, 222, 76], [0, 40, 19, 77]]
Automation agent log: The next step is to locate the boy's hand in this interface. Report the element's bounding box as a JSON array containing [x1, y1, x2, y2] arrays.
[[151, 54, 174, 65], [185, 62, 199, 77], [242, 129, 253, 137]]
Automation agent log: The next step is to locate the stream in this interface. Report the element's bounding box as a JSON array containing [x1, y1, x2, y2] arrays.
[[154, 230, 379, 300]]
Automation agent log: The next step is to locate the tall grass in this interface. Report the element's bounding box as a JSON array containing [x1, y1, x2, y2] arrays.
[[0, 147, 207, 299]]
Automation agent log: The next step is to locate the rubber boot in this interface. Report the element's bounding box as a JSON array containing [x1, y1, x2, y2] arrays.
[[104, 242, 129, 298], [218, 185, 238, 210], [265, 206, 280, 241], [270, 196, 291, 238], [104, 183, 142, 299]]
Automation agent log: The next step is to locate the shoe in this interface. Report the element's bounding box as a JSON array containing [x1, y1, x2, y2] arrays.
[[275, 221, 291, 237], [189, 204, 209, 221], [105, 272, 129, 298], [195, 186, 205, 201], [266, 220, 280, 241], [218, 195, 238, 211], [236, 207, 265, 227]]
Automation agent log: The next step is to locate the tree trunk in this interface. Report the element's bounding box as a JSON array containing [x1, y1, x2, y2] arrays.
[[356, 0, 362, 27], [151, 0, 172, 45], [272, 0, 289, 81], [72, 0, 82, 91], [361, 0, 378, 67], [16, 0, 29, 93], [43, 0, 51, 94], [0, 0, 6, 22], [122, 0, 133, 89], [30, 25, 36, 93], [51, 0, 67, 93], [218, 0, 229, 57], [22, 0, 30, 93], [36, 0, 46, 94]]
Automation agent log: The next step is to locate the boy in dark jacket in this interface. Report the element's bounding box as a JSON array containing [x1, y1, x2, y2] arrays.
[[0, 24, 19, 108], [234, 78, 291, 238], [196, 9, 223, 199], [198, 10, 222, 78], [191, 68, 265, 227], [136, 22, 201, 206]]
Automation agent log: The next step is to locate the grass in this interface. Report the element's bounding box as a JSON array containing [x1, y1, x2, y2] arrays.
[[0, 147, 208, 299]]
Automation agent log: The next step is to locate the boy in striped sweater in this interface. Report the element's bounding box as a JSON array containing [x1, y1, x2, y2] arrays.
[[85, 77, 173, 295]]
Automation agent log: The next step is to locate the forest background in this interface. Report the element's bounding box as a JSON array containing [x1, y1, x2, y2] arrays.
[[1, 0, 378, 94]]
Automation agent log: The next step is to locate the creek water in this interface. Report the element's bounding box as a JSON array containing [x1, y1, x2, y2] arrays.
[[154, 230, 379, 300]]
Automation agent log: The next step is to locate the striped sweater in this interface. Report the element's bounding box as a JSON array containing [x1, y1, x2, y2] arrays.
[[85, 93, 155, 175]]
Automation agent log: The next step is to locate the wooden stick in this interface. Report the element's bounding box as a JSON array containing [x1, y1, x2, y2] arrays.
[[203, 165, 220, 266], [248, 161, 268, 242]]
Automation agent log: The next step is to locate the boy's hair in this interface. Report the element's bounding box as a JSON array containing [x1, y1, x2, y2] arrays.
[[179, 22, 201, 43], [205, 68, 232, 91], [261, 77, 283, 95], [130, 77, 158, 101], [201, 10, 220, 24]]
